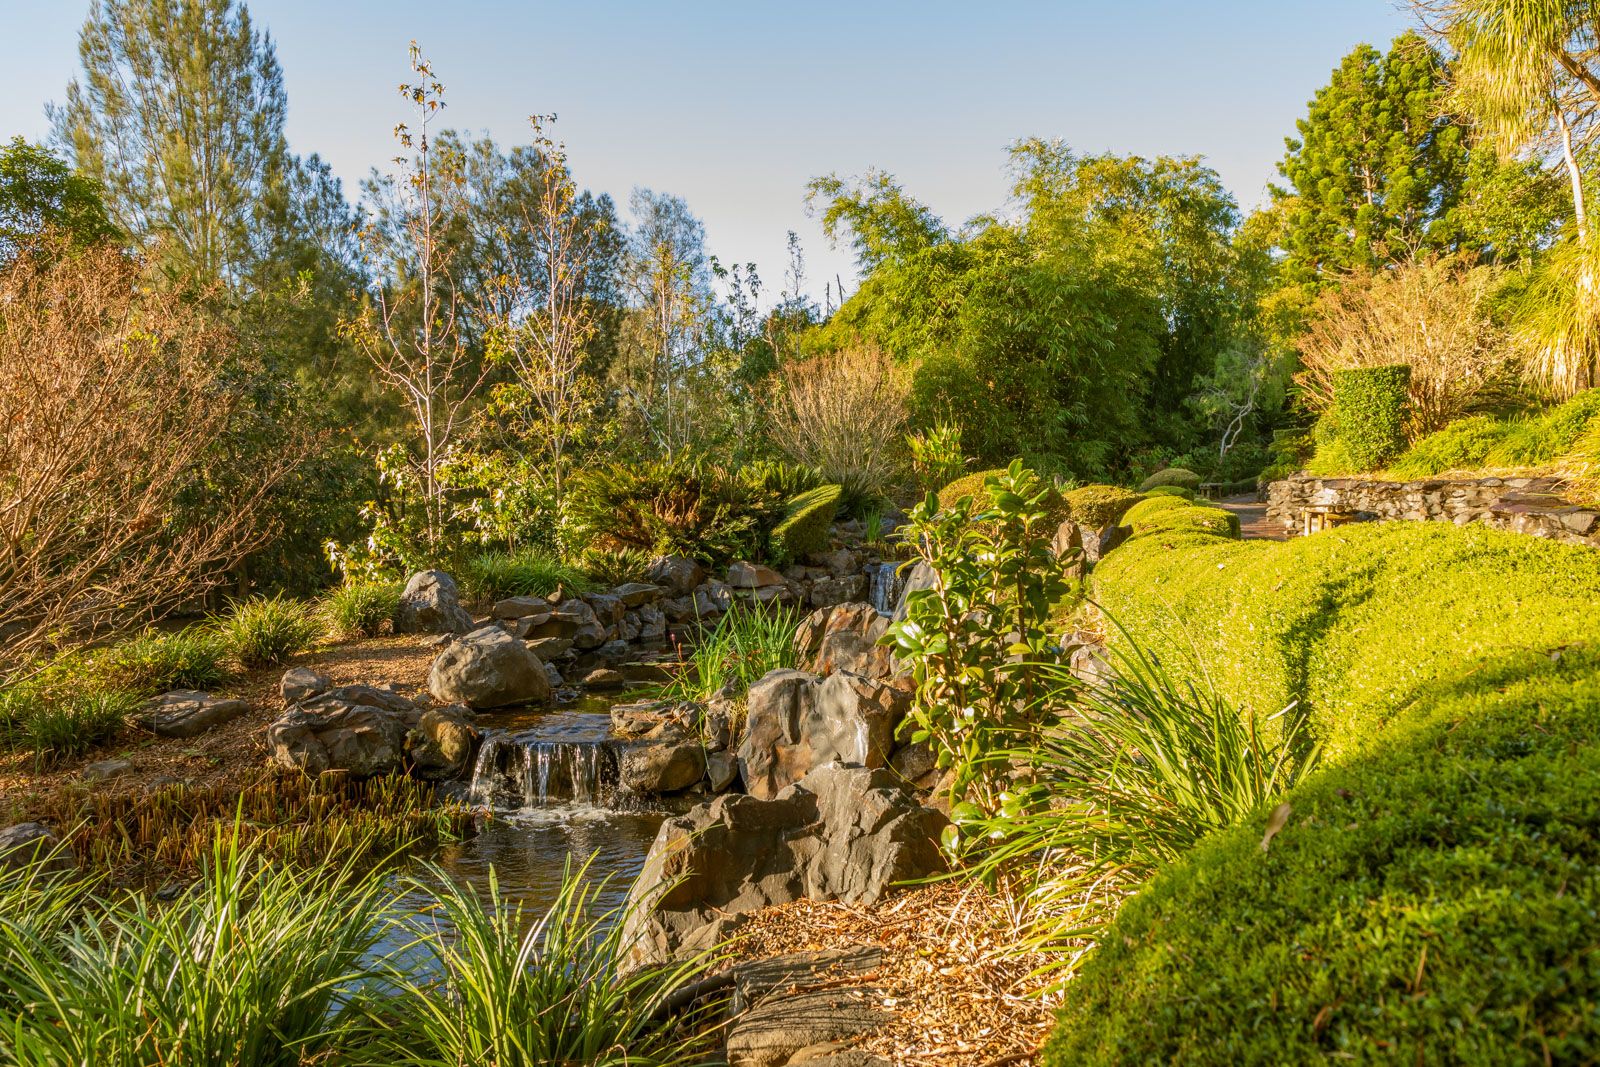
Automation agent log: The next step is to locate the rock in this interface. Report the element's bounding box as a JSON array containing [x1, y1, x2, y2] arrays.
[[584, 593, 626, 625], [648, 556, 706, 596], [783, 1052, 892, 1067], [660, 596, 695, 623], [83, 758, 133, 782], [525, 635, 574, 661], [491, 595, 550, 620], [280, 667, 330, 705], [707, 750, 740, 792], [553, 600, 608, 649], [694, 580, 734, 617], [619, 738, 706, 794], [621, 765, 947, 967], [405, 705, 479, 780], [808, 574, 867, 610], [636, 603, 667, 641], [888, 741, 939, 790], [611, 699, 694, 737], [813, 548, 862, 578], [1078, 522, 1129, 563], [133, 690, 251, 739], [794, 603, 895, 681], [612, 582, 663, 608], [1071, 643, 1114, 687], [731, 947, 885, 1015], [727, 986, 887, 1067], [729, 561, 786, 589], [739, 670, 910, 800], [544, 662, 565, 689], [0, 823, 73, 876], [890, 561, 937, 622], [582, 667, 627, 690], [301, 685, 419, 718], [428, 626, 552, 709], [703, 698, 735, 750], [395, 570, 473, 634], [267, 702, 409, 778]]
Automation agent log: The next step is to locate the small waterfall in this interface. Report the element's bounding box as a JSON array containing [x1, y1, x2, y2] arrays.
[[867, 561, 907, 617], [467, 732, 616, 809]]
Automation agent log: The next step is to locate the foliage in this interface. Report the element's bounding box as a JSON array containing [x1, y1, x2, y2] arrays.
[[1091, 520, 1600, 762], [96, 628, 235, 695], [1367, 390, 1600, 477], [1062, 485, 1142, 528], [1384, 415, 1507, 477], [320, 581, 403, 639], [1044, 646, 1600, 1064], [1130, 503, 1242, 540], [1138, 467, 1202, 492], [887, 463, 1075, 839], [0, 239, 297, 675], [657, 603, 800, 705], [735, 458, 827, 501], [940, 469, 1070, 529], [214, 595, 319, 669], [1329, 365, 1411, 468], [906, 422, 968, 493], [20, 689, 140, 770], [1294, 255, 1521, 436], [0, 137, 119, 261], [578, 546, 655, 589], [1142, 484, 1194, 500], [1121, 495, 1195, 528], [770, 485, 843, 563], [566, 460, 765, 565], [767, 346, 909, 504], [462, 549, 592, 603]]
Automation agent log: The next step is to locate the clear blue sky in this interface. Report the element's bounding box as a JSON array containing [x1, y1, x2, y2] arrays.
[[2, 0, 1412, 301]]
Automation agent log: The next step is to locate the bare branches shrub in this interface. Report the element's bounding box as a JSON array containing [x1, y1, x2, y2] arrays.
[[766, 346, 909, 501], [1295, 255, 1522, 438], [0, 240, 290, 673]]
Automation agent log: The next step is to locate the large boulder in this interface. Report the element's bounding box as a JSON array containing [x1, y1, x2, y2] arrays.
[[647, 556, 706, 596], [794, 603, 895, 681], [395, 570, 473, 634], [618, 737, 706, 794], [428, 626, 552, 709], [267, 702, 408, 778], [405, 705, 480, 780], [728, 561, 786, 589], [890, 561, 937, 622], [739, 670, 910, 800], [132, 690, 251, 739], [280, 667, 331, 705], [808, 574, 867, 610], [621, 765, 947, 966]]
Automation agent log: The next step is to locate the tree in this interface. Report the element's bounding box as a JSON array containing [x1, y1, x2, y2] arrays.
[[345, 44, 488, 558], [50, 0, 295, 286], [0, 239, 294, 674], [0, 137, 119, 261], [804, 170, 947, 273]]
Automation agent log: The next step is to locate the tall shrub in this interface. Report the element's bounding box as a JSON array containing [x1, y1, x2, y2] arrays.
[[767, 346, 909, 504], [1330, 364, 1411, 469]]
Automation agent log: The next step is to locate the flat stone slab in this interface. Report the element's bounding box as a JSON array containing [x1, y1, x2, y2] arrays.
[[134, 690, 250, 738], [727, 984, 887, 1067], [732, 948, 885, 1015]]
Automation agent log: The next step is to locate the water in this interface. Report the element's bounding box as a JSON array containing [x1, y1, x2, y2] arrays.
[[868, 561, 908, 616], [466, 713, 617, 807]]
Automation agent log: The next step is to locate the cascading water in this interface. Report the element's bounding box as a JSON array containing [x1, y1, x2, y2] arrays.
[[465, 710, 618, 811], [867, 561, 908, 617]]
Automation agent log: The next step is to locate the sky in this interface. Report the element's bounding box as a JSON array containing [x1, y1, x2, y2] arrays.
[[1, 0, 1413, 303]]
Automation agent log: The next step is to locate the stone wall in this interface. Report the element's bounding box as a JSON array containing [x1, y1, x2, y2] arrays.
[[1265, 473, 1600, 548]]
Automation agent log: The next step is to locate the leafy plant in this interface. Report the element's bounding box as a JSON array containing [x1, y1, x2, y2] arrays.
[[1137, 467, 1201, 492], [907, 421, 967, 492], [96, 627, 235, 695], [22, 688, 139, 769], [214, 594, 319, 669], [566, 460, 764, 565], [1330, 364, 1412, 469], [462, 548, 592, 603], [1384, 414, 1507, 477], [579, 546, 656, 589], [320, 580, 403, 639], [657, 602, 800, 704], [887, 462, 1075, 840]]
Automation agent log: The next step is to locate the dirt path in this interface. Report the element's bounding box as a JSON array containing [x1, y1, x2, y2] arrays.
[[1215, 493, 1286, 541]]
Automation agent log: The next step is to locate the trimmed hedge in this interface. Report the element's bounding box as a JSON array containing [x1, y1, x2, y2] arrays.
[[1046, 520, 1600, 1063], [1062, 484, 1142, 528], [1331, 365, 1411, 469], [1142, 484, 1195, 500], [1139, 467, 1202, 492], [771, 484, 842, 561], [1134, 505, 1240, 540]]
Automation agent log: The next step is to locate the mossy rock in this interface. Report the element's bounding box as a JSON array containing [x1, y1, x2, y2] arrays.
[[771, 484, 842, 561], [1063, 484, 1142, 528], [1142, 484, 1195, 501], [1138, 467, 1202, 493], [938, 467, 1069, 527]]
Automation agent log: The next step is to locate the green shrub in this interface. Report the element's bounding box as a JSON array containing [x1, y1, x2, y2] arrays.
[[1141, 484, 1194, 500], [1132, 504, 1240, 540], [214, 595, 319, 670], [1384, 415, 1507, 478], [770, 484, 842, 562], [320, 581, 403, 639], [1330, 364, 1411, 469], [462, 549, 591, 603], [940, 468, 1070, 528], [1570, 419, 1600, 506], [1122, 495, 1194, 529], [1043, 647, 1600, 1065], [1138, 467, 1201, 493], [1062, 484, 1141, 528], [23, 689, 139, 768], [1483, 388, 1600, 469], [735, 458, 826, 500], [578, 546, 655, 589], [567, 460, 765, 565], [96, 627, 234, 695]]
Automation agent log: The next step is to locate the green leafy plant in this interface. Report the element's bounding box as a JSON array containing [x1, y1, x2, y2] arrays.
[[21, 688, 139, 769], [1384, 414, 1507, 477], [566, 460, 764, 565], [579, 546, 655, 589], [1137, 467, 1201, 493], [320, 580, 403, 639], [888, 462, 1075, 845], [907, 421, 967, 492], [939, 468, 1070, 528], [214, 594, 318, 669], [96, 627, 234, 695], [770, 484, 842, 562], [1141, 484, 1194, 500], [462, 548, 592, 603], [657, 602, 800, 704], [1063, 485, 1142, 528], [1330, 364, 1412, 469]]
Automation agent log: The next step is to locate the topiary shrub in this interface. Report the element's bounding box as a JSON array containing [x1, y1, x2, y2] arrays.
[[1122, 495, 1195, 529], [1063, 484, 1142, 528], [1330, 364, 1411, 469], [1384, 415, 1507, 478], [1142, 484, 1195, 500], [771, 484, 842, 562], [1139, 467, 1202, 493], [1133, 506, 1240, 540]]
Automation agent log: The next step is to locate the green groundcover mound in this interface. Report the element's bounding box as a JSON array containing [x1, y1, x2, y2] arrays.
[[1044, 522, 1600, 1064]]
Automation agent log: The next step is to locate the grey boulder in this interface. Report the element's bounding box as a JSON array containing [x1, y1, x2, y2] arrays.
[[0, 823, 74, 876], [280, 667, 331, 705], [133, 690, 250, 739], [738, 670, 910, 801], [395, 570, 473, 634], [428, 626, 552, 709], [267, 702, 408, 778], [405, 705, 480, 780]]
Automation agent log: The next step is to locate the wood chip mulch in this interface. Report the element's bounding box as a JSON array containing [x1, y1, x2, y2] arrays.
[[733, 878, 1065, 1067]]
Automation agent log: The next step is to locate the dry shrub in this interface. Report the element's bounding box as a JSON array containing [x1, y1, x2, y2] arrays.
[[767, 345, 909, 501], [0, 240, 294, 673], [1296, 255, 1521, 438]]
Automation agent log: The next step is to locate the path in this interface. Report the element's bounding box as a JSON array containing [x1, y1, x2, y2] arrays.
[[1215, 493, 1286, 541]]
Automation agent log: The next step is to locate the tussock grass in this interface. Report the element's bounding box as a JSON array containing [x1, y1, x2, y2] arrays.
[[321, 580, 403, 639], [658, 603, 799, 704], [213, 594, 319, 669]]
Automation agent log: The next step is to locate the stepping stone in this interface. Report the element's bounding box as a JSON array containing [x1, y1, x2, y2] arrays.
[[133, 691, 250, 738]]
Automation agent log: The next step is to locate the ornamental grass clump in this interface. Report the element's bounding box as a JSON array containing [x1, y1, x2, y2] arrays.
[[462, 547, 592, 602], [658, 602, 799, 704], [320, 579, 404, 639], [214, 594, 319, 669], [96, 626, 235, 695]]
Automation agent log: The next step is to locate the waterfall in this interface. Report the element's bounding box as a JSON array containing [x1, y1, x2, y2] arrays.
[[868, 561, 907, 617], [467, 731, 616, 809]]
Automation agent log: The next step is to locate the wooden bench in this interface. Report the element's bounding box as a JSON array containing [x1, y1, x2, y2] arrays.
[[1300, 505, 1360, 536], [1198, 482, 1225, 501]]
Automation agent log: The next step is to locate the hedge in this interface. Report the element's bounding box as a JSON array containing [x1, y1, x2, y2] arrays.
[[1139, 467, 1202, 492], [1062, 484, 1142, 528], [1046, 520, 1600, 1063], [770, 484, 842, 561], [1331, 365, 1411, 469], [1141, 484, 1195, 500]]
